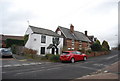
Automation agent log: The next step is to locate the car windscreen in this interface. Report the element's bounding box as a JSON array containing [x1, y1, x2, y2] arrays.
[[62, 52, 69, 55], [1, 50, 12, 54]]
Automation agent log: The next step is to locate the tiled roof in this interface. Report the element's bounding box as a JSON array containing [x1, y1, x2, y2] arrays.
[[58, 26, 91, 42], [29, 25, 63, 38], [0, 34, 24, 40]]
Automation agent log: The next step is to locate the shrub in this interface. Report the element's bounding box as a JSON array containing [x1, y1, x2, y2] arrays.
[[101, 47, 108, 51], [23, 48, 37, 59], [45, 54, 54, 60], [45, 54, 60, 62], [102, 40, 110, 51], [49, 54, 60, 62], [6, 39, 24, 47], [90, 43, 102, 51], [24, 35, 29, 45]]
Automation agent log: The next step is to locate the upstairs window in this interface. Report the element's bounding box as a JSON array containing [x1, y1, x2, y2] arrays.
[[41, 35, 46, 43], [72, 40, 74, 46]]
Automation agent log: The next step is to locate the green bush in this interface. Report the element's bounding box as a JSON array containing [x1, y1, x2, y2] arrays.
[[90, 43, 102, 51], [6, 39, 24, 47], [24, 35, 29, 45], [49, 54, 60, 62], [40, 56, 48, 60], [23, 48, 37, 59], [45, 54, 60, 62], [101, 47, 108, 51], [45, 54, 54, 60]]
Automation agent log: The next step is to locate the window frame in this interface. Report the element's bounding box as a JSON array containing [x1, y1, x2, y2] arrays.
[[41, 35, 46, 43]]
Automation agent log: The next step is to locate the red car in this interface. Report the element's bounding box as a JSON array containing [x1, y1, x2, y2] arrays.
[[60, 51, 87, 63]]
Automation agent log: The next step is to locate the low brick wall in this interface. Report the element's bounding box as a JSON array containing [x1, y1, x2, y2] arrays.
[[87, 51, 109, 57]]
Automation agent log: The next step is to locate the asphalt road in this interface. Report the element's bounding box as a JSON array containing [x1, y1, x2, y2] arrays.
[[1, 50, 119, 80]]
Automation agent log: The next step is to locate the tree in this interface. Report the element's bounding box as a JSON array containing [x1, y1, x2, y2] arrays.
[[96, 40, 101, 45], [90, 43, 102, 51], [52, 37, 60, 54], [24, 35, 29, 45], [6, 39, 24, 48], [102, 40, 110, 51]]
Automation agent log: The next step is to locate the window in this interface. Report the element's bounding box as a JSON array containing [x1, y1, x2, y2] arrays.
[[41, 35, 46, 43], [41, 47, 45, 54], [72, 40, 74, 46], [72, 51, 76, 54], [76, 51, 82, 55]]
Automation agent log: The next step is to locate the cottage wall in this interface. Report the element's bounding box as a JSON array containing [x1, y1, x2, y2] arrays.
[[25, 33, 63, 55]]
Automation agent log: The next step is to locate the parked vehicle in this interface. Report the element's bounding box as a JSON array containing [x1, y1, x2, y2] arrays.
[[0, 48, 13, 58], [60, 51, 87, 63]]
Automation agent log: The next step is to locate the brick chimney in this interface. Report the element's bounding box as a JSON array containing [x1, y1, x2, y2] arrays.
[[70, 24, 74, 33], [85, 30, 87, 36]]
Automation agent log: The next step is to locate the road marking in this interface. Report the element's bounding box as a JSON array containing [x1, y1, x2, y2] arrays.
[[2, 62, 42, 67], [41, 67, 45, 68], [18, 59, 27, 61], [13, 64, 21, 67], [106, 55, 118, 60], [47, 67, 61, 70], [15, 67, 61, 75], [79, 66, 98, 70], [3, 65, 12, 67], [29, 63, 36, 65], [22, 63, 31, 66]]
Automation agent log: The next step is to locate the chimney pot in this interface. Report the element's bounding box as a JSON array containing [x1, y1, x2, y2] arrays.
[[85, 31, 87, 36], [70, 24, 74, 33]]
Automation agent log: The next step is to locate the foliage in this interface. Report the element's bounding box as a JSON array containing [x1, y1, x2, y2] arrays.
[[90, 43, 102, 51], [102, 40, 110, 51], [49, 54, 60, 62], [52, 37, 60, 46], [24, 35, 29, 45], [6, 39, 24, 47], [86, 49, 92, 53], [78, 48, 86, 53], [95, 40, 101, 45], [45, 54, 54, 60], [45, 54, 60, 62], [23, 48, 37, 59], [11, 44, 17, 54]]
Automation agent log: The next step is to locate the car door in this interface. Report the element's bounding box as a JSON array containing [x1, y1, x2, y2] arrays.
[[71, 51, 77, 61], [76, 51, 83, 60]]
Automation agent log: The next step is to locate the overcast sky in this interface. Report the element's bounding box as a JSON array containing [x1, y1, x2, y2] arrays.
[[0, 0, 119, 48]]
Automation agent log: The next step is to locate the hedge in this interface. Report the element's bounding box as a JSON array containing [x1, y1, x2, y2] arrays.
[[6, 39, 24, 47]]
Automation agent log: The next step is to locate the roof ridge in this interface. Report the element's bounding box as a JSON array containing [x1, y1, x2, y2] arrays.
[[29, 25, 54, 32]]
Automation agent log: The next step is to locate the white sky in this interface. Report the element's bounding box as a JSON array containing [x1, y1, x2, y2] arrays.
[[0, 0, 119, 48]]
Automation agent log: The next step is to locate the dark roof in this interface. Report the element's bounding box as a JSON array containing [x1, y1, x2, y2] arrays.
[[0, 34, 24, 40], [58, 26, 91, 42], [29, 25, 63, 38], [47, 44, 53, 49]]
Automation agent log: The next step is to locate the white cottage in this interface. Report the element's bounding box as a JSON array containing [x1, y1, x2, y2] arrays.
[[25, 25, 63, 55]]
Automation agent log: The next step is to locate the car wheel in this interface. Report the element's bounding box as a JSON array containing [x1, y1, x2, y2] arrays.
[[71, 58, 75, 63], [83, 57, 87, 61], [61, 61, 64, 63]]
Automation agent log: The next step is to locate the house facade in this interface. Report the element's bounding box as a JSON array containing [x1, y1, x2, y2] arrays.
[[25, 25, 63, 55], [56, 24, 91, 51]]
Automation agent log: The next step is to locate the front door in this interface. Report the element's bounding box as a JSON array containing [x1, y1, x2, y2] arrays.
[[41, 47, 45, 54], [52, 48, 55, 54]]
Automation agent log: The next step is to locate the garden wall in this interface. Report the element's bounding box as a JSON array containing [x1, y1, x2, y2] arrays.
[[87, 51, 109, 57]]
